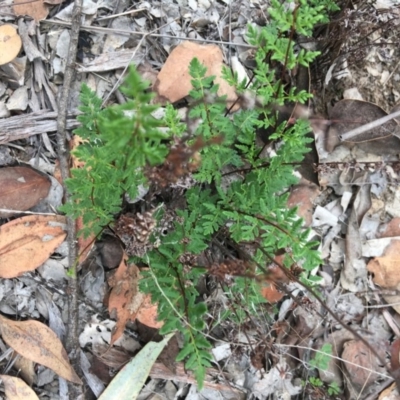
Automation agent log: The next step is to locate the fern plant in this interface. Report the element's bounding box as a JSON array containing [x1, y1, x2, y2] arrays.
[[62, 0, 337, 390], [60, 70, 167, 238]]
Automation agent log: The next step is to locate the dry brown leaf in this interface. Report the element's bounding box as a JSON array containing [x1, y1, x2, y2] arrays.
[[325, 99, 400, 155], [12, 355, 36, 386], [341, 339, 386, 388], [287, 181, 320, 227], [93, 343, 131, 369], [0, 316, 81, 384], [53, 160, 62, 185], [108, 256, 140, 345], [377, 218, 400, 238], [0, 166, 51, 217], [0, 375, 39, 400], [75, 216, 95, 264], [378, 382, 398, 400], [367, 240, 400, 289], [0, 25, 22, 66], [69, 136, 95, 263], [108, 255, 162, 345], [260, 283, 284, 303], [136, 294, 162, 329], [69, 135, 86, 169], [368, 239, 400, 313], [0, 215, 66, 278], [154, 41, 237, 108], [13, 0, 49, 22]]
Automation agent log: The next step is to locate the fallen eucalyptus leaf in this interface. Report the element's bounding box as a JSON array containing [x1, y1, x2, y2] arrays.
[[0, 375, 39, 400], [0, 316, 82, 384], [0, 215, 66, 278]]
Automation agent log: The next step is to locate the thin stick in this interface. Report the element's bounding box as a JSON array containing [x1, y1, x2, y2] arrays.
[[340, 109, 400, 141], [95, 8, 147, 21], [55, 0, 83, 395], [41, 19, 256, 49], [101, 18, 177, 106], [0, 209, 58, 216], [277, 344, 392, 380], [101, 35, 146, 107]]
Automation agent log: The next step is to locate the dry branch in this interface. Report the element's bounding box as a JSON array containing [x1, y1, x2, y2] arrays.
[[0, 111, 79, 144]]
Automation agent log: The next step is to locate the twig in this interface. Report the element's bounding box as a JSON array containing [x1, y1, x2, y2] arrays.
[[0, 209, 58, 216], [94, 8, 147, 21], [101, 35, 147, 106], [55, 0, 83, 396], [101, 17, 179, 106], [383, 58, 400, 86], [277, 344, 392, 380], [41, 19, 256, 49], [340, 109, 400, 141]]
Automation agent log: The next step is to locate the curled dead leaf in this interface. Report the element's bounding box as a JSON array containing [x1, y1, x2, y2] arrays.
[[0, 25, 22, 66], [108, 256, 162, 345], [0, 215, 66, 278], [0, 316, 82, 384]]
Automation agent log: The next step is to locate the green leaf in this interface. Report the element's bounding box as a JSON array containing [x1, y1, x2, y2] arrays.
[[98, 333, 175, 400], [176, 343, 193, 362]]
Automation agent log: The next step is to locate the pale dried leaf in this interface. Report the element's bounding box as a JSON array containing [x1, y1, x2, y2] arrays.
[[0, 25, 22, 66], [0, 375, 39, 400], [76, 50, 144, 73], [0, 166, 51, 217], [341, 185, 370, 292], [0, 215, 66, 278], [6, 86, 29, 111], [252, 361, 301, 398], [0, 316, 81, 384]]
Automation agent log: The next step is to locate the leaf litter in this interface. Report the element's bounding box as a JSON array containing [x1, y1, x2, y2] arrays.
[[1, 0, 400, 399]]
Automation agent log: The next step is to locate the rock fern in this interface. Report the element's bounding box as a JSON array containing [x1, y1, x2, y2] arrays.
[[62, 0, 337, 389]]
